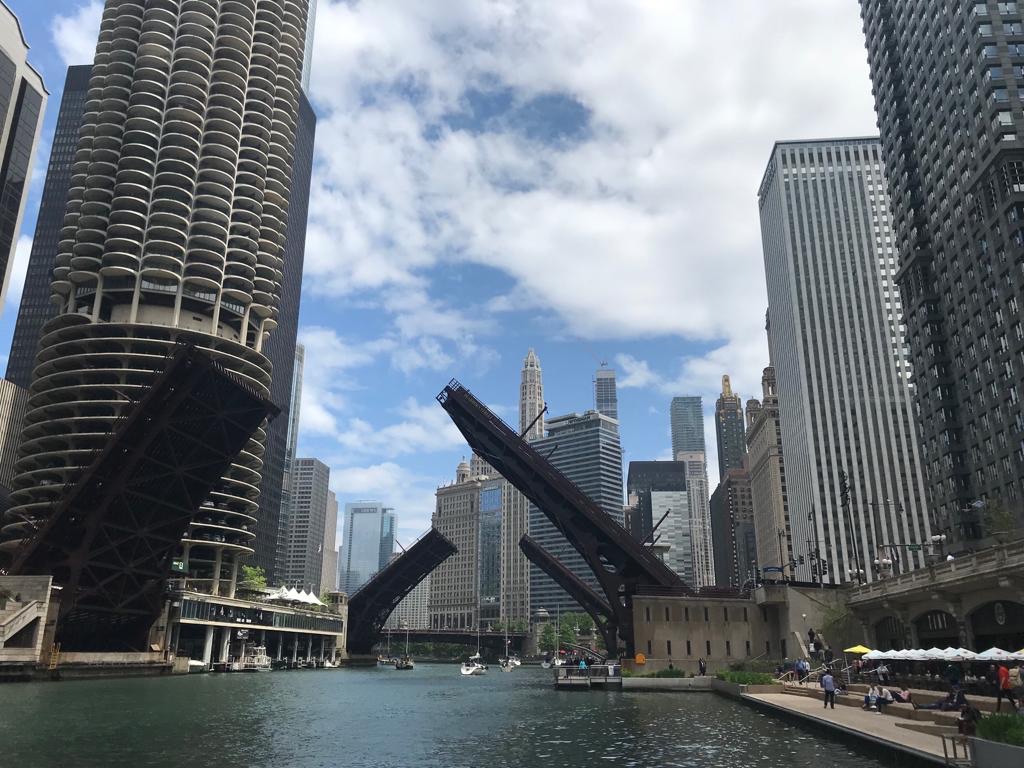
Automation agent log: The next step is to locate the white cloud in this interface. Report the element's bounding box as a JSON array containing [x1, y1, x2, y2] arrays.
[[3, 235, 31, 310], [51, 1, 102, 66], [334, 397, 465, 458], [304, 0, 877, 355]]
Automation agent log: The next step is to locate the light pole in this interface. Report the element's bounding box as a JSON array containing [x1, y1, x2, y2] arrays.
[[930, 533, 947, 561]]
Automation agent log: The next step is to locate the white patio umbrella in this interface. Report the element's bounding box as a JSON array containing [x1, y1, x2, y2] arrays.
[[923, 647, 946, 660], [863, 650, 886, 660], [975, 647, 1015, 661]]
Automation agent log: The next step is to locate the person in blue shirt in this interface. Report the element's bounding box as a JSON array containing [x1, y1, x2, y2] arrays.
[[821, 670, 837, 709]]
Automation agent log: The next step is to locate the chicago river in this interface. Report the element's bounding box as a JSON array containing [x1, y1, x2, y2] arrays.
[[0, 666, 893, 768]]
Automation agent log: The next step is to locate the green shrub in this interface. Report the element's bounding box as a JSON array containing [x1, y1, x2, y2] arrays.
[[651, 668, 687, 678], [976, 713, 1024, 747], [716, 670, 776, 685]]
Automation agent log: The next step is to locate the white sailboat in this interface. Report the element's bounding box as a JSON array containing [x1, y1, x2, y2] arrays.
[[460, 622, 487, 675], [395, 626, 414, 670], [499, 624, 515, 672]]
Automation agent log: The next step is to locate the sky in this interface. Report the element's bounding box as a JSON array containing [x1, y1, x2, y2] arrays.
[[0, 0, 880, 549]]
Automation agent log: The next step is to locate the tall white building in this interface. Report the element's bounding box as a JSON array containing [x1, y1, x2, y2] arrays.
[[386, 574, 430, 630], [282, 458, 330, 592], [594, 366, 618, 420], [319, 490, 338, 593], [676, 451, 714, 588], [519, 348, 545, 440], [758, 138, 931, 583], [0, 0, 312, 597]]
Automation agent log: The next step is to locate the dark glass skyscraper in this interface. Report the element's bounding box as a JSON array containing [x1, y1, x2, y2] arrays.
[[670, 396, 704, 458], [714, 375, 746, 480], [860, 1, 1024, 539], [6, 65, 89, 388]]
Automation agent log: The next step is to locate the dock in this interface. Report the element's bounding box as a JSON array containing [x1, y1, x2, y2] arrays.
[[553, 664, 622, 690]]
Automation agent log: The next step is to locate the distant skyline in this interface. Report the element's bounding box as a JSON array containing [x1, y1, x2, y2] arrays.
[[0, 0, 881, 546]]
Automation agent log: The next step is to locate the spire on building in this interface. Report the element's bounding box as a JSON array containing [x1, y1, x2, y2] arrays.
[[519, 348, 545, 441]]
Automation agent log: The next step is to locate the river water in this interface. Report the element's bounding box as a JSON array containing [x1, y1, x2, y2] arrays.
[[0, 664, 894, 767]]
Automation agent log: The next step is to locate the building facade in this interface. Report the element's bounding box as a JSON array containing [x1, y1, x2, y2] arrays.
[[758, 138, 932, 583], [520, 348, 545, 439], [710, 468, 756, 588], [281, 458, 330, 592], [676, 451, 715, 588], [745, 367, 793, 576], [320, 490, 338, 593], [385, 573, 430, 631], [0, 378, 27, 489], [528, 411, 624, 618], [5, 65, 89, 388], [338, 501, 395, 595], [0, 3, 45, 309], [594, 366, 618, 420], [715, 375, 746, 480], [429, 460, 483, 629], [670, 396, 705, 459], [624, 461, 693, 584], [1, 1, 312, 596], [860, 1, 1024, 539], [276, 343, 305, 580]]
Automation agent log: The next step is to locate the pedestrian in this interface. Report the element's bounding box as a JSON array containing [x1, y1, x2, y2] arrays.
[[578, 658, 587, 672], [698, 657, 707, 676], [996, 663, 1018, 713], [821, 669, 836, 710]]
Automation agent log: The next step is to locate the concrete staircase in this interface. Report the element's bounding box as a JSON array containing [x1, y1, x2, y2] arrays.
[[0, 601, 40, 645]]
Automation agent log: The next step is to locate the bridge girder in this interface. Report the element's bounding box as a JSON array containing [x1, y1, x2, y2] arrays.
[[437, 380, 690, 656], [346, 528, 456, 654]]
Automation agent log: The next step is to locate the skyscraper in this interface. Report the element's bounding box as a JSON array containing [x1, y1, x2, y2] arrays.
[[715, 375, 746, 480], [758, 138, 931, 583], [338, 501, 395, 595], [320, 489, 338, 593], [670, 396, 705, 459], [0, 3, 46, 310], [430, 459, 484, 629], [386, 573, 430, 630], [746, 367, 792, 575], [275, 343, 306, 580], [519, 348, 545, 440], [594, 365, 618, 420], [676, 450, 715, 588], [625, 461, 691, 583], [5, 66, 89, 387], [860, 2, 1024, 539], [281, 458, 330, 592], [0, 378, 26, 489], [528, 410, 624, 618], [709, 468, 755, 588], [0, 0, 312, 597]]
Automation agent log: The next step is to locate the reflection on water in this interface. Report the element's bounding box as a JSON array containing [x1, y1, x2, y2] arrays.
[[0, 664, 891, 768]]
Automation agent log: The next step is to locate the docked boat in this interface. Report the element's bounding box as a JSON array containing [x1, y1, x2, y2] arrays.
[[230, 644, 272, 672]]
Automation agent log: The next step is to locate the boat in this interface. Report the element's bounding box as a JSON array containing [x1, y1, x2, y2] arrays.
[[395, 627, 414, 670], [540, 658, 552, 670], [230, 643, 272, 672], [460, 660, 486, 675], [500, 658, 514, 672], [498, 626, 517, 672], [378, 629, 393, 666], [468, 652, 488, 671]]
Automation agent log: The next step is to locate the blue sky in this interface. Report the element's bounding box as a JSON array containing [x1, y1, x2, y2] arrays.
[[0, 1, 880, 547]]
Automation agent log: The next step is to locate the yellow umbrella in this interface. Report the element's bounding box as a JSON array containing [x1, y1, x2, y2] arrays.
[[844, 645, 872, 654]]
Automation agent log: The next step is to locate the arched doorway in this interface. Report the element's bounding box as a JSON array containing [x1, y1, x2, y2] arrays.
[[874, 616, 906, 650], [970, 601, 1024, 652], [914, 609, 959, 649]]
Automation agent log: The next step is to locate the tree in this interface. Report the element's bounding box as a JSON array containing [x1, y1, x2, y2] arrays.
[[491, 620, 505, 634], [820, 601, 861, 653], [576, 613, 595, 634], [239, 565, 267, 590], [982, 498, 1020, 543], [539, 623, 556, 653], [558, 620, 574, 647], [512, 619, 528, 633]]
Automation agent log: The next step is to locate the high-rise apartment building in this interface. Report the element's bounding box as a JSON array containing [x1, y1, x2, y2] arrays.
[[676, 450, 715, 588], [519, 348, 545, 440], [745, 367, 792, 575], [860, 1, 1024, 538], [758, 138, 931, 583], [281, 458, 330, 592], [0, 3, 45, 310], [338, 501, 395, 595], [0, 1, 312, 596], [594, 365, 618, 420], [5, 66, 89, 387], [386, 573, 430, 630], [528, 410, 624, 618], [710, 468, 756, 588], [670, 396, 705, 459], [715, 375, 746, 480], [320, 489, 338, 593]]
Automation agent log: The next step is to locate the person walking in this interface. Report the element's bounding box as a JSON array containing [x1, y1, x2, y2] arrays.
[[698, 657, 707, 676], [997, 663, 1018, 713], [821, 670, 837, 710]]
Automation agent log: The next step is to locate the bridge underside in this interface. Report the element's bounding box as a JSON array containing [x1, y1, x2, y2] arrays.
[[346, 528, 457, 655], [387, 629, 528, 653], [10, 346, 276, 651], [438, 381, 690, 656], [518, 534, 617, 653]]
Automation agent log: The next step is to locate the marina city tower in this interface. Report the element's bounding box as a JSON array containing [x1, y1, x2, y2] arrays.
[[0, 0, 311, 599]]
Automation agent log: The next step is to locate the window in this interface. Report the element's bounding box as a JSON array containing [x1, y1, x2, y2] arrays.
[[684, 607, 690, 622], [704, 607, 709, 622], [706, 640, 712, 656], [765, 641, 771, 655], [647, 640, 652, 655], [743, 607, 748, 622], [726, 640, 732, 656], [645, 606, 651, 623], [667, 640, 672, 656], [664, 606, 670, 622], [686, 640, 692, 656], [745, 640, 751, 656], [723, 607, 729, 622]]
